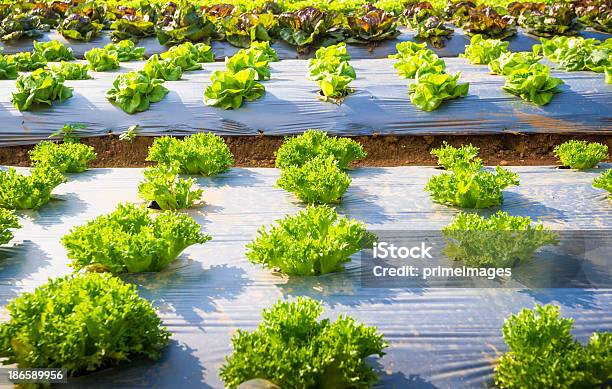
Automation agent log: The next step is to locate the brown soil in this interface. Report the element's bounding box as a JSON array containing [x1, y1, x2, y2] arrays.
[[1, 134, 611, 168]]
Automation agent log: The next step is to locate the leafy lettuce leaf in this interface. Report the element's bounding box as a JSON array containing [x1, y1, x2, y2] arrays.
[[502, 63, 564, 105], [11, 69, 73, 111], [204, 68, 265, 109], [409, 72, 469, 111], [106, 70, 169, 114]]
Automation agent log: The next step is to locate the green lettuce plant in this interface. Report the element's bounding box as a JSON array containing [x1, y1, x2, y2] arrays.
[[246, 205, 374, 276], [489, 48, 543, 76], [50, 61, 91, 80], [249, 40, 279, 62], [29, 141, 96, 173], [431, 141, 481, 170], [33, 40, 75, 61], [389, 41, 429, 59], [85, 47, 119, 71], [495, 305, 612, 388], [62, 203, 211, 273], [220, 297, 387, 388], [7, 51, 47, 71], [460, 34, 509, 65], [138, 164, 203, 210], [106, 71, 169, 114], [0, 209, 20, 245], [147, 133, 234, 176], [409, 72, 469, 111], [0, 54, 18, 79], [160, 42, 214, 71], [277, 155, 351, 204], [0, 273, 170, 374], [502, 63, 564, 105], [0, 166, 66, 210], [103, 40, 146, 61], [11, 69, 73, 111], [142, 55, 183, 81], [425, 162, 520, 209], [541, 36, 610, 73], [443, 211, 558, 268], [225, 49, 271, 81], [204, 68, 265, 109], [554, 140, 608, 169], [393, 50, 446, 79], [593, 169, 612, 199], [275, 129, 366, 169], [308, 43, 356, 102]]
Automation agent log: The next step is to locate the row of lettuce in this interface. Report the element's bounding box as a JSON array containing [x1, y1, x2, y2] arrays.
[[1, 35, 609, 115], [0, 130, 611, 387], [0, 0, 609, 51]]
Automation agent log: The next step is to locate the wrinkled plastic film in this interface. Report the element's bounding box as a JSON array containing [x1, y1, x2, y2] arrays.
[[0, 166, 611, 388], [0, 58, 610, 146], [0, 27, 609, 59]]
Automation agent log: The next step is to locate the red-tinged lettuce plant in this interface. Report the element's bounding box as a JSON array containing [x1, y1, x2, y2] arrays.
[[204, 68, 265, 109], [147, 133, 234, 176], [62, 202, 211, 273], [414, 16, 454, 48], [0, 165, 66, 210], [444, 0, 477, 25], [0, 209, 20, 245], [554, 140, 608, 169], [593, 169, 612, 199], [29, 141, 97, 173], [403, 1, 437, 26], [0, 273, 170, 375], [275, 129, 366, 170], [460, 34, 510, 64], [277, 155, 352, 204], [495, 305, 612, 388], [58, 13, 103, 41], [33, 40, 75, 61], [138, 163, 203, 210], [461, 5, 517, 39], [425, 161, 520, 209], [572, 0, 611, 33], [278, 7, 345, 52], [409, 72, 469, 111], [110, 11, 156, 42], [11, 69, 73, 111], [502, 63, 564, 106], [443, 211, 558, 268], [514, 2, 582, 37], [345, 4, 400, 43], [220, 12, 278, 48], [246, 206, 375, 276], [156, 2, 215, 46], [220, 297, 387, 388], [0, 14, 51, 41]]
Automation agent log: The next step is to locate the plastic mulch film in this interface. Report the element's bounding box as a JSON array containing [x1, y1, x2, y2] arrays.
[[0, 165, 610, 388], [0, 58, 610, 146], [0, 27, 609, 60]]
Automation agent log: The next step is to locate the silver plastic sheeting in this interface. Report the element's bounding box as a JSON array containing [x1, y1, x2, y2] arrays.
[[0, 58, 610, 146], [0, 27, 609, 59], [0, 165, 611, 388]]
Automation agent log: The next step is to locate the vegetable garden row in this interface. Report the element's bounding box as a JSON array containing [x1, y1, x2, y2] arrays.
[[1, 0, 611, 387], [1, 131, 611, 387]]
